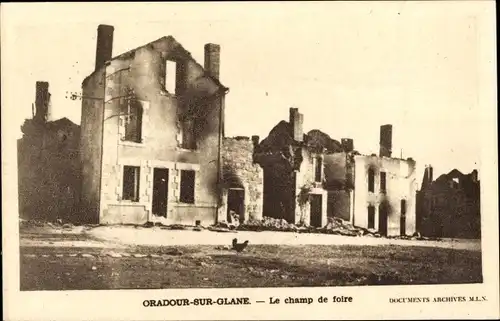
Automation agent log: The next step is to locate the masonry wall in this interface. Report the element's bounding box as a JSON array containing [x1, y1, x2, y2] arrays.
[[220, 137, 263, 222], [18, 122, 81, 222], [353, 155, 417, 236], [417, 182, 481, 238], [294, 149, 328, 227], [81, 37, 223, 225], [80, 70, 105, 223], [324, 152, 355, 222]]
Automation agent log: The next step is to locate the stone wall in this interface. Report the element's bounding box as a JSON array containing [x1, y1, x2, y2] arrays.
[[221, 137, 263, 222], [18, 119, 81, 222]]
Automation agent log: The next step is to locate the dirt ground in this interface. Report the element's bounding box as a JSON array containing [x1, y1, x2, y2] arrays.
[[19, 223, 483, 291]]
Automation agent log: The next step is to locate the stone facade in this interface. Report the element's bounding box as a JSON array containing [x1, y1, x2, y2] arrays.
[[80, 25, 228, 225], [220, 136, 264, 222], [255, 108, 334, 227], [323, 127, 418, 237], [416, 167, 480, 238], [351, 154, 418, 236], [17, 82, 81, 222]]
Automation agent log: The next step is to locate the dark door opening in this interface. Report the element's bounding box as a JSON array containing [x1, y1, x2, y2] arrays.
[[400, 214, 406, 236], [310, 194, 323, 227], [227, 188, 245, 223], [152, 168, 169, 217], [400, 199, 407, 236], [378, 204, 388, 236]]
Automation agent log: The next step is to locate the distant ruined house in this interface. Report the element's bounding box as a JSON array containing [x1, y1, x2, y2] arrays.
[[416, 167, 480, 238], [17, 82, 81, 222]]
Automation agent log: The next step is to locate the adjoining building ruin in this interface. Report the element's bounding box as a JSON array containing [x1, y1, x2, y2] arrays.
[[416, 167, 480, 238], [255, 108, 418, 236], [17, 82, 81, 222], [220, 136, 264, 224]]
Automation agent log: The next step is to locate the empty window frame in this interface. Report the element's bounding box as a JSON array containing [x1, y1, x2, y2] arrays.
[[165, 60, 177, 94], [401, 199, 407, 215], [368, 168, 375, 192], [122, 166, 140, 202], [180, 170, 195, 204], [181, 117, 196, 150], [315, 156, 322, 182], [122, 99, 143, 143], [380, 172, 387, 193]]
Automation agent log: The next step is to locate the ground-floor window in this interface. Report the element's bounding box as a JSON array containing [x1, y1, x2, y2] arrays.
[[122, 166, 140, 202], [368, 205, 375, 229], [180, 170, 195, 204]]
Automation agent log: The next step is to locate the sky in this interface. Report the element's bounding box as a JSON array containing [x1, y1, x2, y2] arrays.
[[2, 2, 494, 186]]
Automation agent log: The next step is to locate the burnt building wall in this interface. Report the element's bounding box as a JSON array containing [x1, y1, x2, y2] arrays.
[[18, 119, 81, 222], [353, 155, 417, 236], [81, 29, 226, 225], [79, 70, 106, 224], [220, 137, 263, 221], [417, 169, 481, 238]]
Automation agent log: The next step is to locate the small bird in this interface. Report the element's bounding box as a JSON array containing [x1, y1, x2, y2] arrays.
[[232, 238, 249, 253]]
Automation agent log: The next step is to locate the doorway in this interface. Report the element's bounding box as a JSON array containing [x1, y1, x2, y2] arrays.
[[227, 188, 245, 223], [152, 168, 169, 217], [400, 214, 406, 236], [378, 204, 388, 236], [310, 194, 323, 227]]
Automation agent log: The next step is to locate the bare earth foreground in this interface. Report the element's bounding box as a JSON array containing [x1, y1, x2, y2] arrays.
[[19, 224, 482, 291]]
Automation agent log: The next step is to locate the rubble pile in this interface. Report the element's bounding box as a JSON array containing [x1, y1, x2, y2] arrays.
[[237, 217, 299, 232]]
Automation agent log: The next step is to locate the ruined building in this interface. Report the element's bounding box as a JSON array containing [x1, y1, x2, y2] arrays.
[[254, 108, 339, 227], [255, 108, 418, 236], [325, 124, 418, 236], [79, 24, 228, 225], [220, 136, 264, 223], [18, 82, 81, 222], [416, 167, 480, 238]]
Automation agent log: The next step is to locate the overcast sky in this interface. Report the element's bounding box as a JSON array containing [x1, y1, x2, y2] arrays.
[[2, 2, 493, 184]]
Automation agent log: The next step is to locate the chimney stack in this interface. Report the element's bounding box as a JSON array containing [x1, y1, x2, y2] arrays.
[[341, 138, 354, 152], [251, 135, 260, 148], [470, 169, 478, 182], [34, 81, 50, 123], [289, 108, 304, 142], [95, 24, 114, 71], [204, 43, 220, 79], [379, 124, 393, 157]]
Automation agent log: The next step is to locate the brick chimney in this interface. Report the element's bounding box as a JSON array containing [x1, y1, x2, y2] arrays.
[[470, 169, 478, 182], [379, 124, 392, 157], [34, 81, 50, 123], [289, 108, 304, 142], [341, 138, 354, 152], [95, 24, 114, 71], [204, 43, 220, 79], [251, 135, 260, 148]]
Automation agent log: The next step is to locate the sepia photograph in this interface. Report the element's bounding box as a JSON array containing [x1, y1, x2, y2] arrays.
[[2, 1, 498, 320]]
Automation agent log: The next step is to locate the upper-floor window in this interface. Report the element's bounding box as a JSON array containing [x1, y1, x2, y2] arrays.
[[368, 168, 375, 192], [121, 98, 143, 143], [314, 156, 323, 182], [380, 172, 387, 193], [180, 117, 196, 150], [165, 60, 177, 95]]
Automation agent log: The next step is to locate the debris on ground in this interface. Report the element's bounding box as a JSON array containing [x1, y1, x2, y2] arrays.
[[230, 216, 440, 241]]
